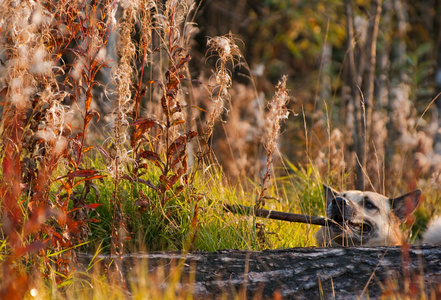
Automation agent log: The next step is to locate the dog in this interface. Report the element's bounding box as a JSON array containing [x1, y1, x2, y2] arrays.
[[316, 184, 431, 247], [422, 216, 441, 244]]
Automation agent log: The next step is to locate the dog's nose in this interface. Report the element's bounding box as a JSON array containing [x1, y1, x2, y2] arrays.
[[332, 196, 347, 208]]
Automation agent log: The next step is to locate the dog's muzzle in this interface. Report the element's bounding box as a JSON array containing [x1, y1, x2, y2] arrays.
[[329, 196, 349, 222], [328, 197, 373, 235]]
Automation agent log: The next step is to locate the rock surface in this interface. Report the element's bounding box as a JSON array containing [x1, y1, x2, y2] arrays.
[[78, 245, 441, 299]]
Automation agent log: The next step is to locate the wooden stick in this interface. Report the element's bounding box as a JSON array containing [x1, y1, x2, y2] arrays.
[[223, 203, 333, 226]]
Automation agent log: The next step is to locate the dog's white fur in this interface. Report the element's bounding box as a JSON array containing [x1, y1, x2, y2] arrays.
[[422, 216, 441, 244], [316, 185, 440, 247]]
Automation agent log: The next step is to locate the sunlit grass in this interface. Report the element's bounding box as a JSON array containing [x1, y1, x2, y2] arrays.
[[50, 156, 323, 254], [0, 0, 439, 298]]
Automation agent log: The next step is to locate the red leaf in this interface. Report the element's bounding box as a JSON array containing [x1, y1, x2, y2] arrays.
[[176, 54, 191, 69], [84, 110, 100, 126], [85, 89, 92, 111], [72, 175, 105, 187], [65, 169, 99, 179], [171, 119, 185, 127], [168, 174, 179, 187], [139, 150, 163, 169], [135, 199, 151, 208], [170, 153, 187, 170], [175, 185, 185, 195], [61, 179, 72, 196], [129, 118, 163, 128], [167, 131, 197, 158], [52, 231, 64, 241], [187, 130, 197, 140], [130, 118, 164, 147], [84, 203, 102, 209], [171, 46, 184, 56], [167, 136, 187, 158], [82, 146, 94, 154]]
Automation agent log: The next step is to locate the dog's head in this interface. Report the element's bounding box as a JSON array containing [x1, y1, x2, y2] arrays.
[[317, 185, 422, 247]]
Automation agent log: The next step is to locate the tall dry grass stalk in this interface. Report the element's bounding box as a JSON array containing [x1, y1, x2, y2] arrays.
[[204, 33, 242, 144], [188, 32, 242, 183], [103, 2, 143, 280], [256, 75, 290, 209], [110, 0, 139, 176], [109, 1, 139, 260], [156, 0, 195, 148]]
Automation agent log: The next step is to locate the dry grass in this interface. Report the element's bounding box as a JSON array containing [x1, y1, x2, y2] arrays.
[[0, 0, 440, 298]]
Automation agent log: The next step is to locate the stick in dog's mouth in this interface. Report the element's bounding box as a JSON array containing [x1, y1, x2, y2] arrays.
[[223, 203, 339, 227], [330, 215, 373, 234]]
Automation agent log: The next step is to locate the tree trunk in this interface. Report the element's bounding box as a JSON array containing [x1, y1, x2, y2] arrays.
[[344, 0, 365, 190], [78, 245, 441, 299], [361, 1, 382, 178], [434, 1, 441, 152]]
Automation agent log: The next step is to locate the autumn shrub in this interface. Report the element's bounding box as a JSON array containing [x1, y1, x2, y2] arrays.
[[0, 0, 267, 294]]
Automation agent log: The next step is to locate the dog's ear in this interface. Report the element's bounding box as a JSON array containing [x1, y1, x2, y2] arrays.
[[389, 189, 422, 222], [323, 184, 339, 205]]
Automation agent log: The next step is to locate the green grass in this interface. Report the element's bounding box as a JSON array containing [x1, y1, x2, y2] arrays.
[[68, 157, 324, 254], [0, 155, 327, 300], [10, 155, 437, 300], [47, 153, 439, 256]]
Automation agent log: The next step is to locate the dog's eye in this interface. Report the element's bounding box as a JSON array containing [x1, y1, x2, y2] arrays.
[[364, 199, 377, 210]]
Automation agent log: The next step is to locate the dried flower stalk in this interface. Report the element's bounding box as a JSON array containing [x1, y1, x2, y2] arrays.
[[204, 33, 242, 143], [256, 75, 290, 210]]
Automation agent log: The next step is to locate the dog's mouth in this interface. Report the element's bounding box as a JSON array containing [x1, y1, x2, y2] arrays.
[[330, 215, 372, 235]]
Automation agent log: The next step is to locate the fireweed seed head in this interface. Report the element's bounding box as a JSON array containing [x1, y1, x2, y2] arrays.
[[207, 34, 242, 65], [265, 75, 290, 154]]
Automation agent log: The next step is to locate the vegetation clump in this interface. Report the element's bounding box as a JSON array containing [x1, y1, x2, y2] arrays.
[[0, 0, 440, 298]]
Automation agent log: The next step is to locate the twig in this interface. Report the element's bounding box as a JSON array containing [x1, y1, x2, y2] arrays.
[[223, 203, 335, 226]]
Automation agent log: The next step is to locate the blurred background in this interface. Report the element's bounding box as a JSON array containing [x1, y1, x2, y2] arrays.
[[179, 0, 441, 198]]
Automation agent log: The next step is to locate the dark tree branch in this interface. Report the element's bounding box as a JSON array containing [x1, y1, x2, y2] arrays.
[[223, 203, 331, 226]]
